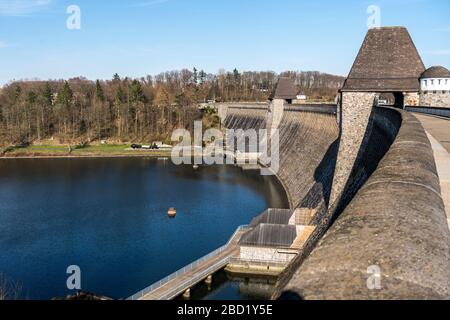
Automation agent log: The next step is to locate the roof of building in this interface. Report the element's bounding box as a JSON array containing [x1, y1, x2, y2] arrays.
[[250, 209, 293, 226], [239, 224, 297, 248], [421, 66, 450, 79], [269, 77, 298, 100], [341, 27, 426, 92]]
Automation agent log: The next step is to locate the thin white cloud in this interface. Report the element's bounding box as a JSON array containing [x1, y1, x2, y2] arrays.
[[434, 27, 450, 32], [424, 49, 450, 56], [0, 0, 51, 16], [133, 0, 169, 7], [0, 41, 10, 48]]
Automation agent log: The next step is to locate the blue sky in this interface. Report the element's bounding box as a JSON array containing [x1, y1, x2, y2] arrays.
[[0, 0, 449, 85]]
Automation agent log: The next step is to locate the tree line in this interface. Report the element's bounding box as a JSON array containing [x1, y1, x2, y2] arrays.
[[0, 69, 344, 145]]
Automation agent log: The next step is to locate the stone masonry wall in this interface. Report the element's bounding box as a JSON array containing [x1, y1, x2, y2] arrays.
[[240, 246, 296, 264], [329, 92, 376, 207], [405, 92, 419, 106], [419, 92, 450, 108], [268, 99, 285, 132]]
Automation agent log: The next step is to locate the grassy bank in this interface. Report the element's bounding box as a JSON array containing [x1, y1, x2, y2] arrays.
[[0, 144, 172, 158]]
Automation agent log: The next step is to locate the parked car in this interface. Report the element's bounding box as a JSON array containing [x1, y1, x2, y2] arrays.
[[135, 144, 160, 150]]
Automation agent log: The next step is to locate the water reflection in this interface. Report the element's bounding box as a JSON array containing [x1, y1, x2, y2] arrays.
[[178, 270, 278, 300]]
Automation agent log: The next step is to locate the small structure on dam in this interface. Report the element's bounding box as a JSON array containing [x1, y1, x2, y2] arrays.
[[340, 26, 425, 108], [239, 224, 298, 263], [269, 77, 298, 105], [267, 77, 298, 137], [236, 209, 316, 267]]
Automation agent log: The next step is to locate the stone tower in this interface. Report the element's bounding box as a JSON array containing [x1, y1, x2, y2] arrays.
[[267, 77, 298, 133], [330, 27, 426, 209]]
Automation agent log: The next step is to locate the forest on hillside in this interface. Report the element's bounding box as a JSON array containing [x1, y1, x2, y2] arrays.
[[0, 69, 344, 145]]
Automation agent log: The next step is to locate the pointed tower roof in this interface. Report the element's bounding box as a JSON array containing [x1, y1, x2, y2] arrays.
[[342, 27, 425, 92], [269, 77, 298, 100]]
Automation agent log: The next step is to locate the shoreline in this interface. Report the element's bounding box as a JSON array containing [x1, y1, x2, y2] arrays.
[[0, 151, 173, 160]]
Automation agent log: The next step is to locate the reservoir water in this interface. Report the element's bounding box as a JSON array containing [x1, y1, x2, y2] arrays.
[[0, 158, 288, 300]]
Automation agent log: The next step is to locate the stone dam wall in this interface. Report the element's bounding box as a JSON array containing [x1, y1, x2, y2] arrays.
[[420, 92, 450, 108], [220, 103, 450, 299], [278, 107, 450, 299], [222, 104, 339, 209]]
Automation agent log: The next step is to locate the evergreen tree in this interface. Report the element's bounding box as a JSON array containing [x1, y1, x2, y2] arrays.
[[115, 86, 126, 103], [14, 85, 22, 103], [193, 67, 198, 85], [27, 91, 37, 105], [129, 80, 145, 103], [42, 82, 53, 106], [95, 80, 105, 102], [57, 81, 73, 107], [233, 68, 240, 83], [199, 70, 207, 85]]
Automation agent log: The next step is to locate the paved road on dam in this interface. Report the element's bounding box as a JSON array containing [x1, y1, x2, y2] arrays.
[[414, 113, 450, 229], [414, 114, 450, 153]]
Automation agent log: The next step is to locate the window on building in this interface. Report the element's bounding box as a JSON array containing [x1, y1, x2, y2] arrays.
[[431, 80, 434, 85], [423, 80, 427, 87], [433, 91, 437, 94], [439, 79, 442, 85]]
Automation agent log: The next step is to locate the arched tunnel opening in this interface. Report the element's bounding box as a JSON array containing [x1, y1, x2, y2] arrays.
[[375, 92, 404, 109], [393, 92, 405, 109]]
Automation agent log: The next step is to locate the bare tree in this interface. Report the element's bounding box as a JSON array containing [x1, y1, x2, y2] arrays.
[[0, 69, 344, 145]]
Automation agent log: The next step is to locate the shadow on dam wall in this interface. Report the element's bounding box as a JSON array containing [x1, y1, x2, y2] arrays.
[[329, 106, 402, 224]]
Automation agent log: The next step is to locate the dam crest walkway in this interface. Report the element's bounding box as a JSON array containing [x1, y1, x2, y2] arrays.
[[414, 113, 450, 229]]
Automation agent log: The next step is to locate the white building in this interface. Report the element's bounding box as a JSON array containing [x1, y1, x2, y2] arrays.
[[419, 66, 450, 107]]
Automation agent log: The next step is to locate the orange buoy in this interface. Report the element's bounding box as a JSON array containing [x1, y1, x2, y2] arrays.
[[168, 207, 177, 218]]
